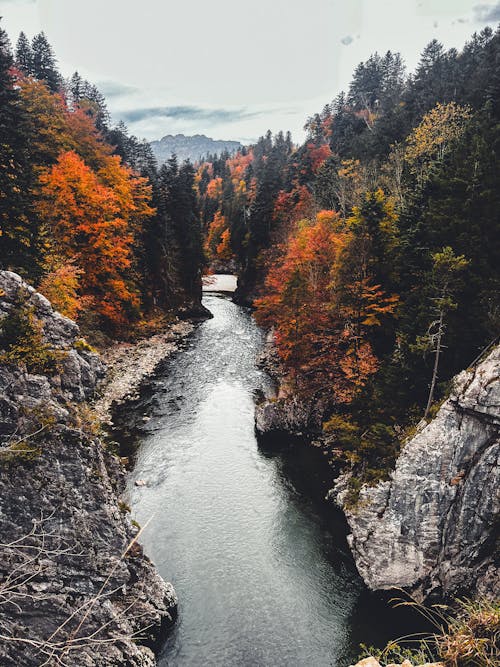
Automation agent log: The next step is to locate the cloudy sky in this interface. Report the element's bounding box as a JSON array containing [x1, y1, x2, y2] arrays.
[[1, 0, 499, 143]]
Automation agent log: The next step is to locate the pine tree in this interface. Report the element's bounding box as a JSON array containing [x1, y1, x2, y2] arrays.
[[69, 71, 84, 104], [163, 158, 204, 302], [31, 32, 60, 91], [0, 23, 38, 275], [15, 31, 33, 75]]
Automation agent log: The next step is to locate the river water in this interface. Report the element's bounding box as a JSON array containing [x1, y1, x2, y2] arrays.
[[125, 292, 405, 667]]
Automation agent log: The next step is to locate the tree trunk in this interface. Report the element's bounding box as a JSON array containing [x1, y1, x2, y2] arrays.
[[424, 308, 444, 419]]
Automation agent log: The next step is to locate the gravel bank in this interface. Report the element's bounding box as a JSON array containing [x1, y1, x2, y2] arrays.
[[94, 319, 194, 423]]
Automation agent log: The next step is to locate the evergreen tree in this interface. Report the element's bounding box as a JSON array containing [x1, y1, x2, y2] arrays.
[[69, 71, 84, 103], [15, 31, 33, 75], [158, 156, 205, 307], [0, 23, 38, 275], [31, 32, 60, 91], [79, 82, 110, 131]]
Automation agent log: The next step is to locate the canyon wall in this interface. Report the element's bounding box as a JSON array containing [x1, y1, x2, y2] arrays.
[[0, 271, 176, 666]]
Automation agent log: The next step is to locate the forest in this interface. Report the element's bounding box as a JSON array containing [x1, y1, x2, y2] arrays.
[[0, 21, 499, 486], [198, 27, 500, 491], [0, 24, 205, 345]]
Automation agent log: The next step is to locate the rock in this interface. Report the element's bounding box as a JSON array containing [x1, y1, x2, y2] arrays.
[[337, 345, 500, 600], [349, 659, 444, 667], [93, 319, 194, 423], [254, 333, 328, 437], [0, 272, 176, 666], [350, 658, 381, 667], [135, 479, 147, 487], [255, 394, 325, 436], [177, 298, 213, 321]]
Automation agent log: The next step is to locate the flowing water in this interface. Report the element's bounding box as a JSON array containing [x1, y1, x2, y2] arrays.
[[124, 291, 406, 667]]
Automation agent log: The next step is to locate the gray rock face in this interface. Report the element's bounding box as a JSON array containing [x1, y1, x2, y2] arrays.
[[255, 394, 325, 437], [338, 345, 500, 600], [254, 335, 328, 437], [0, 271, 176, 665]]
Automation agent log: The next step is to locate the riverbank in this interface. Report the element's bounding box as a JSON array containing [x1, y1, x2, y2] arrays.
[[94, 319, 195, 424]]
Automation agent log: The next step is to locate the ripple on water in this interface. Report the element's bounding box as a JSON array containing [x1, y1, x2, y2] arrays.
[[123, 293, 408, 667]]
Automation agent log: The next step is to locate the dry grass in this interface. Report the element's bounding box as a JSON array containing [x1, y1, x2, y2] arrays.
[[360, 593, 499, 666], [437, 598, 499, 667]]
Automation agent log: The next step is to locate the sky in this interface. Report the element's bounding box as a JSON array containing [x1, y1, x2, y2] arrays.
[[1, 0, 499, 144]]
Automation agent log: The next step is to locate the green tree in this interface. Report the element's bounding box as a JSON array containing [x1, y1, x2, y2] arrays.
[[0, 23, 38, 275], [160, 156, 205, 305], [15, 31, 33, 75], [31, 32, 60, 92], [413, 247, 469, 419]]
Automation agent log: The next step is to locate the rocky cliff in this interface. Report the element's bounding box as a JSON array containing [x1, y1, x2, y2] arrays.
[[0, 271, 176, 666], [335, 345, 500, 600], [254, 334, 328, 438]]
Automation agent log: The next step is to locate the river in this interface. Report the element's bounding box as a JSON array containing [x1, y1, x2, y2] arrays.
[[123, 290, 408, 667]]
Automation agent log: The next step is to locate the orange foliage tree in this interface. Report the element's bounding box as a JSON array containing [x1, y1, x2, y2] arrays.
[[307, 142, 332, 173], [205, 210, 234, 262], [37, 150, 154, 331], [255, 210, 351, 398], [206, 176, 223, 200], [255, 198, 399, 403], [38, 261, 83, 320]]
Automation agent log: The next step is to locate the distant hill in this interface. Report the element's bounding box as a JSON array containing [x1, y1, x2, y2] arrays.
[[150, 134, 242, 165]]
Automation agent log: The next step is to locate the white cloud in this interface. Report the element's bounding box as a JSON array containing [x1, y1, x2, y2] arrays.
[[0, 0, 492, 142]]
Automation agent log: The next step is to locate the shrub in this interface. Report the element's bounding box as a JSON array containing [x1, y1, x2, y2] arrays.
[[0, 297, 65, 375], [361, 596, 500, 667], [73, 338, 96, 354], [359, 640, 435, 665]]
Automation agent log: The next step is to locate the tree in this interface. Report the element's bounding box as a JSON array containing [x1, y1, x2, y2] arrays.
[[15, 31, 33, 75], [398, 107, 500, 393], [31, 32, 60, 92], [255, 209, 389, 401], [413, 247, 468, 418], [160, 157, 204, 304], [405, 39, 452, 117], [68, 71, 84, 105], [205, 210, 233, 263], [38, 261, 83, 320], [0, 23, 38, 275], [37, 151, 153, 331], [405, 102, 472, 183]]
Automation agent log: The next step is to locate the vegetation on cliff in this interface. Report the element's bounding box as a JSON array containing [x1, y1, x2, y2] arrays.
[[356, 597, 499, 667]]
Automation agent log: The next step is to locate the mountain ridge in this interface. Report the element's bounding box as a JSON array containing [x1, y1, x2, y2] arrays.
[[150, 133, 242, 165]]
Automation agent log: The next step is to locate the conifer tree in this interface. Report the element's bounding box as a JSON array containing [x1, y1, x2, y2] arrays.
[[31, 32, 60, 91], [69, 71, 84, 103], [15, 31, 33, 75], [0, 23, 38, 275]]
